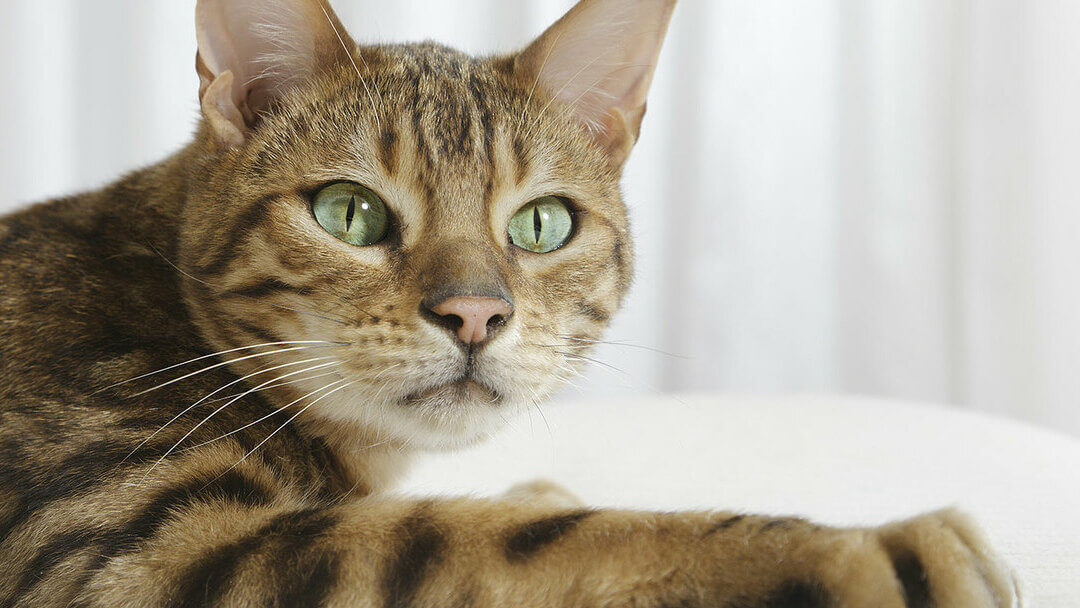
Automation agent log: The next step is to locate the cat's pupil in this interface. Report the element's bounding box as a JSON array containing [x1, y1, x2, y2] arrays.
[[345, 195, 356, 231], [533, 206, 542, 244]]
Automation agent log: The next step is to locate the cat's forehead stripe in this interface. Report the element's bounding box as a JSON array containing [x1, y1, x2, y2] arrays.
[[353, 43, 549, 237], [397, 43, 489, 164], [376, 125, 398, 177]]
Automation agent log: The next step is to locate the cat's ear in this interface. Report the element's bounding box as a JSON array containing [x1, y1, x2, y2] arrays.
[[515, 0, 676, 166], [196, 0, 355, 147]]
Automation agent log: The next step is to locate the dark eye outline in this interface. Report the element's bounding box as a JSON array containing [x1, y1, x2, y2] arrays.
[[306, 180, 398, 247], [507, 195, 578, 254]]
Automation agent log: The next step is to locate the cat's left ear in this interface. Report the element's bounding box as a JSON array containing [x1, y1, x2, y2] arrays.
[[195, 0, 355, 148], [515, 0, 676, 166]]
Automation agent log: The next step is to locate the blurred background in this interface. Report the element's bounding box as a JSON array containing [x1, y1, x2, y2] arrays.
[[2, 0, 1078, 436]]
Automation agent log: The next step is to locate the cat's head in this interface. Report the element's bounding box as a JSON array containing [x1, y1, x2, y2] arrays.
[[179, 0, 674, 449]]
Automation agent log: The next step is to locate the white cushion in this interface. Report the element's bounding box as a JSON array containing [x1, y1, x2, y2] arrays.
[[400, 394, 1080, 605]]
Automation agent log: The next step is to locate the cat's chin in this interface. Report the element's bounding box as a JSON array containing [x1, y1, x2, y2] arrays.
[[309, 377, 518, 451], [403, 378, 502, 409], [392, 378, 511, 450]]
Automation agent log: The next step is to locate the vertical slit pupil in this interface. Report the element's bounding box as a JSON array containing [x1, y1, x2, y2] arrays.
[[533, 205, 542, 244], [345, 195, 356, 231]]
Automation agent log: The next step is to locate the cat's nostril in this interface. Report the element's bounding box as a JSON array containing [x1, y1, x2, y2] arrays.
[[440, 313, 465, 332], [425, 296, 513, 345]]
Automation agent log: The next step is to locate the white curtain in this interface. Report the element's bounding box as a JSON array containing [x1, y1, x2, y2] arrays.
[[3, 0, 1079, 435]]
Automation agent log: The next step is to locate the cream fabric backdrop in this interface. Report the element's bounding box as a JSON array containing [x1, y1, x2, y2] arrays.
[[2, 1, 1078, 435]]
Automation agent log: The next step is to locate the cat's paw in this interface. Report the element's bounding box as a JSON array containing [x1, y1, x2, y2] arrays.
[[501, 479, 584, 508], [709, 509, 1020, 607], [868, 509, 1020, 607], [816, 508, 1020, 608]]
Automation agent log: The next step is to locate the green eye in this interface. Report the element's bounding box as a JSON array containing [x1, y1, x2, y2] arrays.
[[508, 196, 573, 253], [312, 182, 389, 246]]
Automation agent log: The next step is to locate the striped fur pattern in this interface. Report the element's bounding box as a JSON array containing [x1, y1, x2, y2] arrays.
[[0, 0, 1018, 606]]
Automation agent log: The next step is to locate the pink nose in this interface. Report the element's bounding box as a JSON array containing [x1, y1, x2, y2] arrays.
[[429, 296, 513, 345]]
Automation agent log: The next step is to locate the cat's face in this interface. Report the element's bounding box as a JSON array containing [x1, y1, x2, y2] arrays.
[[180, 0, 672, 449]]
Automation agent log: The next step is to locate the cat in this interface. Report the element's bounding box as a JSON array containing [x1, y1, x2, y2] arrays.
[[0, 0, 1018, 606]]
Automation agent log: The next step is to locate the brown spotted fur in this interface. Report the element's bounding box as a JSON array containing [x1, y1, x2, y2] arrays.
[[0, 1, 1018, 606]]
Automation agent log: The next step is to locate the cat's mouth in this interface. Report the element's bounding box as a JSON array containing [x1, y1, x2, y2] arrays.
[[402, 376, 501, 407]]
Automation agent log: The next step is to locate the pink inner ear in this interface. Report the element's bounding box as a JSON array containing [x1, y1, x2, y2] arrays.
[[196, 0, 333, 115], [526, 0, 675, 138]]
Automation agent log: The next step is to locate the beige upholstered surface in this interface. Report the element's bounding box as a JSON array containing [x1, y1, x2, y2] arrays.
[[400, 394, 1080, 606]]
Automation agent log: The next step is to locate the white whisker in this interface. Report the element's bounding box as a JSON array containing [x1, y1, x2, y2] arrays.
[[125, 355, 339, 463], [201, 370, 341, 404], [184, 376, 348, 452], [96, 340, 341, 393], [559, 351, 627, 375], [557, 335, 689, 359], [218, 380, 357, 477], [560, 351, 690, 408], [128, 345, 338, 398], [139, 360, 342, 482], [532, 400, 553, 439]]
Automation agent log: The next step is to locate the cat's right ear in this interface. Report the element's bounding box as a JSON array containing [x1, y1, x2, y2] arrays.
[[514, 0, 676, 167], [196, 0, 355, 148]]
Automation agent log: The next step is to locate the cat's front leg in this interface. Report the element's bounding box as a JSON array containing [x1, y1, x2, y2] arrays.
[[377, 504, 1018, 607], [73, 495, 1017, 607], [492, 487, 1018, 606]]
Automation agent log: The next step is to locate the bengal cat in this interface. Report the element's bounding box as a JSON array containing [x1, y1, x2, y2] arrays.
[[0, 0, 1019, 606]]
